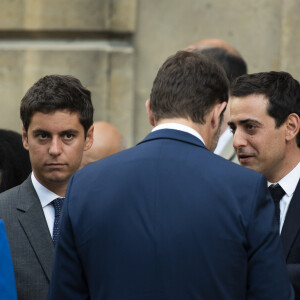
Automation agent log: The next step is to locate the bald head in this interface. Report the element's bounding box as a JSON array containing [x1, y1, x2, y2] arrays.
[[81, 121, 125, 167], [186, 38, 241, 57]]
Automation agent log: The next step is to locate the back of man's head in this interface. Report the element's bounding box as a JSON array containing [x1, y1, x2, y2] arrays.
[[201, 48, 247, 83], [186, 38, 247, 82], [231, 71, 300, 147], [149, 50, 229, 124], [81, 121, 125, 167], [20, 75, 94, 136]]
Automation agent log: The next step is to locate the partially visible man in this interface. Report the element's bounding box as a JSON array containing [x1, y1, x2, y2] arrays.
[[186, 38, 247, 163], [81, 121, 125, 167], [0, 220, 17, 300], [0, 75, 94, 300], [48, 51, 293, 300], [229, 71, 300, 299]]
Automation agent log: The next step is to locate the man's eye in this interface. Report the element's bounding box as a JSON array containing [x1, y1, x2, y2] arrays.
[[229, 127, 236, 134], [246, 124, 257, 130], [39, 133, 48, 139], [64, 133, 74, 140]]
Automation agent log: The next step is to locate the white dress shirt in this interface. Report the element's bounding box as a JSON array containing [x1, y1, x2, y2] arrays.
[[214, 127, 232, 155], [31, 172, 61, 237], [152, 123, 205, 145], [268, 162, 300, 233]]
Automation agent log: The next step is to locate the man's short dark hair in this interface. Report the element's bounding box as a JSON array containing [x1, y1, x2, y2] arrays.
[[231, 71, 300, 147], [201, 47, 247, 83], [150, 50, 229, 124], [20, 75, 94, 136]]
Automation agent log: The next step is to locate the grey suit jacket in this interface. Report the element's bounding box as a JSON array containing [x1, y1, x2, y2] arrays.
[[0, 176, 54, 300]]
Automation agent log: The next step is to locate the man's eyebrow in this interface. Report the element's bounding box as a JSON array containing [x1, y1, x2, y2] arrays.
[[61, 129, 79, 134], [228, 119, 262, 126], [32, 129, 49, 134]]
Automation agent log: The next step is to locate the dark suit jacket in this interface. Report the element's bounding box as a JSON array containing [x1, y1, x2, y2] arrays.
[[282, 179, 300, 299], [0, 220, 17, 299], [0, 176, 54, 300], [48, 129, 293, 300]]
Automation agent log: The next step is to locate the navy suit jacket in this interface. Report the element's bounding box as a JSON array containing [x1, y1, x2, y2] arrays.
[[48, 129, 294, 300], [282, 179, 300, 299]]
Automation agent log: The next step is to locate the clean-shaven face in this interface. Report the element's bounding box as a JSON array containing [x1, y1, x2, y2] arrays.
[[23, 110, 93, 192], [228, 94, 287, 180]]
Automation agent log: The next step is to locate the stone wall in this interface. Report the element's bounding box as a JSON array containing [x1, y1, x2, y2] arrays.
[[0, 0, 136, 146], [0, 0, 299, 146]]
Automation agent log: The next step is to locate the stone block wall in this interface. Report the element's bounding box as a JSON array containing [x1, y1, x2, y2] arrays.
[[0, 0, 299, 146]]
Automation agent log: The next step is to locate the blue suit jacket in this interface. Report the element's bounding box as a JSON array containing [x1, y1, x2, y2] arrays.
[[0, 220, 17, 300], [48, 129, 294, 300]]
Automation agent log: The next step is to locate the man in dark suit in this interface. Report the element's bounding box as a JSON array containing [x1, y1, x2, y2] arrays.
[[48, 51, 293, 300], [229, 71, 300, 299], [0, 219, 17, 299], [0, 75, 94, 300]]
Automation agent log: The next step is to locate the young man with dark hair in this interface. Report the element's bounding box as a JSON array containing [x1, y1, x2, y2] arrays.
[[0, 74, 94, 300], [49, 51, 293, 300], [229, 71, 300, 299]]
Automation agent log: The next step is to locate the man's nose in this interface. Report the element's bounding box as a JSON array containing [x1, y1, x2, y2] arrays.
[[232, 128, 248, 149], [49, 137, 62, 156]]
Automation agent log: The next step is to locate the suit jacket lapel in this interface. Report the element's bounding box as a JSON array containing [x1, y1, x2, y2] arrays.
[[17, 177, 54, 281], [281, 179, 300, 259]]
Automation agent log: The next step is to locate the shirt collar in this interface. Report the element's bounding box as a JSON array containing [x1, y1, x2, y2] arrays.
[[268, 162, 300, 197], [31, 172, 61, 208], [152, 123, 205, 146], [214, 127, 232, 155]]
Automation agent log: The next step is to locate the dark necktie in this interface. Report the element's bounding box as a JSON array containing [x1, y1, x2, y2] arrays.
[[268, 184, 285, 228], [52, 197, 64, 246]]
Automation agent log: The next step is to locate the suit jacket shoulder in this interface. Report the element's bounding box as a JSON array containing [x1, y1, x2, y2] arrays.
[[0, 176, 54, 300]]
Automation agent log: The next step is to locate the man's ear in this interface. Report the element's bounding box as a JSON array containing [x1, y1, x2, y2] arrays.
[[145, 99, 155, 126], [84, 125, 94, 151], [22, 126, 29, 150], [211, 102, 227, 128], [285, 113, 300, 142]]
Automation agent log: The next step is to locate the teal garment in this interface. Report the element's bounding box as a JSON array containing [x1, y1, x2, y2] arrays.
[[0, 220, 17, 300]]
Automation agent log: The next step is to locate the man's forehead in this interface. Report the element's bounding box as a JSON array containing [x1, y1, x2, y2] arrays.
[[229, 94, 271, 123], [28, 110, 82, 130]]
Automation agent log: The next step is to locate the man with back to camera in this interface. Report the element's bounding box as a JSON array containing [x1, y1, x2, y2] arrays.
[[48, 50, 293, 300], [228, 71, 300, 299], [0, 74, 94, 300], [186, 38, 247, 163]]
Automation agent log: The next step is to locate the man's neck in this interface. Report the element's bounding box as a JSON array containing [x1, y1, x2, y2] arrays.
[[156, 118, 209, 141], [267, 148, 300, 183]]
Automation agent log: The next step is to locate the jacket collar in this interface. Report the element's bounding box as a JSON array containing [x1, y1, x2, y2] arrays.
[[137, 129, 208, 150]]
